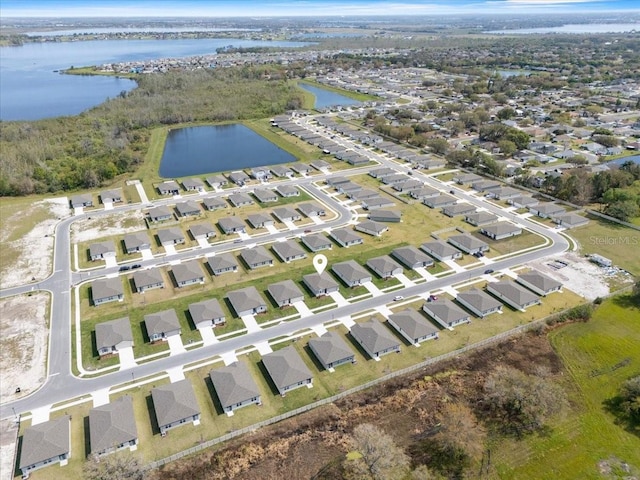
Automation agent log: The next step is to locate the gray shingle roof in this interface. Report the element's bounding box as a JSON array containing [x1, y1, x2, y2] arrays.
[[421, 240, 460, 258], [391, 246, 434, 268], [89, 240, 116, 257], [218, 216, 246, 232], [488, 280, 540, 307], [456, 288, 502, 313], [151, 380, 200, 428], [175, 201, 201, 215], [516, 271, 562, 292], [240, 245, 273, 266], [351, 320, 400, 354], [480, 223, 522, 237], [189, 222, 215, 238], [272, 240, 306, 261], [297, 202, 325, 216], [95, 317, 132, 350], [207, 252, 238, 272], [89, 396, 137, 454], [227, 286, 266, 314], [302, 233, 332, 250], [366, 255, 403, 275], [209, 361, 261, 409], [172, 260, 204, 284], [330, 228, 363, 245], [228, 192, 254, 206], [388, 309, 439, 340], [302, 272, 339, 293], [273, 206, 299, 221], [157, 227, 184, 244], [19, 415, 70, 470], [267, 279, 304, 304], [123, 231, 150, 250], [448, 233, 488, 250], [132, 268, 164, 288], [308, 331, 354, 367], [144, 309, 181, 336], [332, 260, 371, 283], [465, 211, 499, 225], [189, 298, 225, 325], [247, 212, 273, 228], [92, 277, 124, 301], [262, 345, 313, 391], [423, 299, 469, 324]]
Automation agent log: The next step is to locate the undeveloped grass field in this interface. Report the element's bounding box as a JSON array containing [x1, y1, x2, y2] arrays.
[[491, 295, 640, 479]]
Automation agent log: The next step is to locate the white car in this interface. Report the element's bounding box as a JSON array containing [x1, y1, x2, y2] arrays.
[[393, 296, 404, 301]]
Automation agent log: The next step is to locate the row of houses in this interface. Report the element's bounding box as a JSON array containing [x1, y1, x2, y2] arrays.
[[69, 188, 124, 209]]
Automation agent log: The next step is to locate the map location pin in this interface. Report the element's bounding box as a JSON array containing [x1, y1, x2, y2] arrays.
[[313, 254, 327, 275]]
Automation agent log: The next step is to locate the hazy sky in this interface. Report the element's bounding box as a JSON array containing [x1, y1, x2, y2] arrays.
[[2, 0, 639, 17]]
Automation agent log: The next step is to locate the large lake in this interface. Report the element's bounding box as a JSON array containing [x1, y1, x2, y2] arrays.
[[0, 38, 308, 121], [487, 23, 640, 35], [299, 83, 361, 109], [159, 124, 296, 177]]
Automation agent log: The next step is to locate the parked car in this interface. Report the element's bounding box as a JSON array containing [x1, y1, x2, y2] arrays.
[[131, 264, 142, 269], [393, 296, 404, 301], [304, 229, 312, 233], [428, 295, 438, 302], [118, 266, 130, 272], [449, 190, 455, 194], [484, 269, 495, 274]]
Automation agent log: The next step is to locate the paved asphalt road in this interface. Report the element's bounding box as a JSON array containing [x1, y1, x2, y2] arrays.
[[0, 116, 569, 420]]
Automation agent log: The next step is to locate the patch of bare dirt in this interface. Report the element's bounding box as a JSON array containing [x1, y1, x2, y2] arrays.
[[70, 210, 146, 243], [0, 418, 19, 480], [0, 292, 49, 404]]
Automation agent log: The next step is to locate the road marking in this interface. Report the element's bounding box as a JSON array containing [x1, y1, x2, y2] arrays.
[[49, 372, 60, 377]]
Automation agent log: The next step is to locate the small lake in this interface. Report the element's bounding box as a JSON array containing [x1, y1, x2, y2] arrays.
[[494, 69, 533, 78], [298, 83, 362, 109], [159, 124, 296, 177], [609, 155, 640, 166], [0, 37, 309, 121]]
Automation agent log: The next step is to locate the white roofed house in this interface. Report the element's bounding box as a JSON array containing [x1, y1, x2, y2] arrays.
[[267, 279, 305, 307], [89, 240, 116, 261], [387, 309, 439, 346], [480, 222, 522, 240], [391, 245, 434, 269], [456, 289, 503, 318], [272, 240, 307, 263], [249, 166, 272, 181], [92, 277, 124, 306], [447, 233, 489, 255], [516, 270, 562, 296], [423, 299, 471, 329], [350, 319, 401, 360], [486, 280, 541, 311], [171, 260, 205, 287], [209, 361, 262, 414], [262, 345, 313, 396], [95, 317, 133, 357], [366, 255, 403, 279], [144, 309, 182, 342], [308, 331, 356, 371], [189, 298, 226, 329]]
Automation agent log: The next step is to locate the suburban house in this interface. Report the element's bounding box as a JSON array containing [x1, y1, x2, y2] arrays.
[[247, 212, 275, 229], [175, 201, 201, 218], [472, 180, 501, 192], [298, 202, 326, 217], [422, 299, 471, 328], [70, 193, 93, 208], [276, 184, 300, 197], [361, 196, 396, 210], [262, 345, 314, 396], [157, 227, 185, 247], [349, 188, 379, 201], [189, 222, 216, 240], [271, 165, 294, 178], [206, 175, 228, 189], [420, 240, 462, 261], [516, 271, 562, 296], [89, 396, 138, 456], [157, 180, 181, 196], [272, 240, 307, 263], [310, 159, 331, 171], [456, 288, 503, 318], [394, 179, 424, 193], [171, 260, 205, 287], [123, 231, 151, 254], [442, 203, 477, 218], [486, 280, 541, 311], [508, 195, 539, 209], [391, 246, 434, 269], [189, 298, 226, 329], [202, 196, 228, 211], [480, 222, 523, 240], [410, 186, 440, 200], [366, 255, 404, 279], [92, 277, 124, 306], [249, 166, 272, 181], [89, 240, 116, 261], [302, 272, 340, 297], [132, 268, 164, 293], [207, 253, 238, 276], [381, 173, 408, 185], [147, 206, 173, 223], [100, 188, 123, 204], [528, 203, 566, 218], [336, 181, 362, 195], [447, 233, 489, 255], [228, 171, 250, 186], [369, 167, 395, 178], [209, 361, 262, 414], [355, 220, 388, 237], [144, 309, 181, 342], [387, 309, 440, 346], [151, 380, 201, 434], [301, 233, 333, 252], [227, 286, 267, 317], [95, 317, 133, 357], [486, 186, 521, 200], [453, 173, 483, 185], [553, 213, 589, 229], [368, 210, 402, 223], [253, 188, 278, 203], [291, 163, 312, 174], [308, 331, 356, 371], [326, 176, 349, 188], [330, 228, 364, 248], [239, 246, 274, 269], [465, 211, 499, 227], [273, 206, 301, 222], [267, 279, 305, 307], [423, 194, 457, 209], [19, 415, 71, 476], [228, 192, 254, 207], [350, 320, 401, 360], [218, 216, 246, 234], [182, 178, 205, 192], [332, 260, 372, 287]]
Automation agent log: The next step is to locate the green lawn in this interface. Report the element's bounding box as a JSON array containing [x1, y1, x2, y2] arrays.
[[491, 294, 640, 479]]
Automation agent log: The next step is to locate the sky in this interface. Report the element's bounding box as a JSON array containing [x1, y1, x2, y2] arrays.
[[1, 0, 639, 17]]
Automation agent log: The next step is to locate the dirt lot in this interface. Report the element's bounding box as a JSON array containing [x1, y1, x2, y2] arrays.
[[0, 292, 49, 404], [70, 210, 146, 243], [150, 332, 563, 480]]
